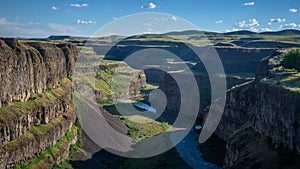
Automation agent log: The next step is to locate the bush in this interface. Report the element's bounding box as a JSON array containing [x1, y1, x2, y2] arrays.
[[281, 49, 300, 71]]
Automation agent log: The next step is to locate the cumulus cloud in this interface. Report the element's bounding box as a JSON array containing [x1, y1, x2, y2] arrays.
[[76, 19, 96, 24], [281, 23, 300, 29], [154, 16, 178, 21], [216, 20, 223, 24], [238, 18, 259, 28], [225, 27, 241, 32], [268, 18, 286, 25], [289, 8, 298, 13], [243, 2, 255, 6], [261, 27, 272, 32], [227, 18, 260, 32], [70, 3, 89, 8], [141, 2, 156, 9], [51, 6, 59, 10], [168, 16, 178, 21]]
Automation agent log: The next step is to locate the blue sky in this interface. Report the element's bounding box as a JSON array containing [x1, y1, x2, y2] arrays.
[[0, 0, 299, 37]]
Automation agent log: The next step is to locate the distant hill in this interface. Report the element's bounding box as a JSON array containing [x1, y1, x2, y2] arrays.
[[164, 29, 300, 36], [164, 30, 220, 36], [48, 35, 70, 40], [259, 29, 300, 36], [224, 30, 257, 36]]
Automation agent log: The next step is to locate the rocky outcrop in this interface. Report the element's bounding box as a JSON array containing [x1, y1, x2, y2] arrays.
[[74, 61, 146, 103], [0, 38, 78, 168], [0, 38, 77, 107], [0, 109, 76, 168], [193, 47, 274, 74], [212, 50, 300, 168], [0, 79, 72, 145]]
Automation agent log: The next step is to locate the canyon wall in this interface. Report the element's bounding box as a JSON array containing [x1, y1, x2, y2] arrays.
[[0, 38, 77, 107], [212, 51, 300, 168], [0, 38, 78, 168]]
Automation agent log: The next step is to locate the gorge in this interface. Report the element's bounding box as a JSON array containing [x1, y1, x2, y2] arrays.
[[1, 29, 300, 169]]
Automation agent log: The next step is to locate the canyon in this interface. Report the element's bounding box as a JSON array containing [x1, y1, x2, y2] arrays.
[[1, 29, 300, 168]]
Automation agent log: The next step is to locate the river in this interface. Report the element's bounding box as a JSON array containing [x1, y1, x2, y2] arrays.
[[133, 101, 220, 169]]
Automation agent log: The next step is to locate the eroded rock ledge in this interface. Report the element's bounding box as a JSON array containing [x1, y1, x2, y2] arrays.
[[212, 50, 300, 168], [0, 38, 78, 168], [0, 38, 77, 107]]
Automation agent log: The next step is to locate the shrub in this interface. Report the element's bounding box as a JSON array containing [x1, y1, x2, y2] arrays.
[[281, 49, 300, 71]]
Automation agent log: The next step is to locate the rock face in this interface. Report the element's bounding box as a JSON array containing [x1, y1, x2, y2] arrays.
[[0, 109, 76, 169], [212, 50, 300, 168], [0, 38, 77, 107], [0, 38, 78, 168], [89, 62, 146, 102], [0, 81, 72, 145]]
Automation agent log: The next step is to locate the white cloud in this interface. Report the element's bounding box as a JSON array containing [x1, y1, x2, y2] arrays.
[[216, 20, 223, 24], [168, 16, 178, 21], [289, 8, 298, 13], [238, 18, 259, 28], [250, 27, 258, 32], [243, 2, 255, 6], [282, 23, 299, 29], [268, 18, 286, 25], [227, 18, 260, 32], [76, 19, 96, 24], [261, 27, 272, 32], [226, 27, 241, 32], [155, 16, 178, 21], [141, 2, 156, 9], [51, 6, 59, 10], [70, 3, 89, 8]]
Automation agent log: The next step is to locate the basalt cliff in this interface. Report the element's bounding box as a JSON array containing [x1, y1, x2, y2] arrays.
[[212, 50, 300, 169], [0, 38, 78, 168]]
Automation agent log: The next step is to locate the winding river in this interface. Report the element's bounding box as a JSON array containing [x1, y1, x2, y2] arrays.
[[132, 101, 220, 169]]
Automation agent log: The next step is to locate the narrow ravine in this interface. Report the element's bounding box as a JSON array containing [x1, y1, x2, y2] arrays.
[[173, 129, 220, 169], [133, 101, 220, 169]]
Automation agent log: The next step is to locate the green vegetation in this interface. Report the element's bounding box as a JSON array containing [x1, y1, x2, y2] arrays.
[[97, 98, 114, 106], [52, 120, 83, 169], [138, 83, 159, 92], [0, 78, 71, 127], [78, 61, 143, 98], [117, 115, 171, 141], [260, 49, 300, 93], [281, 49, 300, 71], [8, 120, 77, 169]]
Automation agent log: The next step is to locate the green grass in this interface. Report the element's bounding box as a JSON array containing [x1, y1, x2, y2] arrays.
[[261, 50, 300, 94], [97, 98, 114, 106], [281, 49, 300, 71], [117, 115, 171, 141], [0, 78, 71, 128], [52, 120, 83, 169], [138, 83, 159, 92], [10, 125, 77, 169], [78, 61, 145, 98]]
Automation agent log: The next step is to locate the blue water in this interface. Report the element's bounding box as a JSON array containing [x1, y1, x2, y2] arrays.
[[173, 130, 220, 169], [132, 101, 220, 169], [132, 102, 157, 113]]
